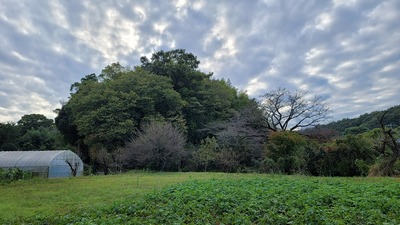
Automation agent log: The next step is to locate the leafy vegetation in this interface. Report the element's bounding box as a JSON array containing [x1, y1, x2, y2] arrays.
[[320, 105, 400, 135], [6, 174, 399, 224], [53, 50, 253, 171], [1, 49, 400, 177], [0, 172, 227, 223], [0, 168, 32, 184], [0, 114, 68, 151]]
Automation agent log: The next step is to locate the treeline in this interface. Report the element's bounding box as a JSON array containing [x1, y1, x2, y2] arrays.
[[317, 105, 400, 135], [1, 49, 399, 176], [0, 114, 67, 151]]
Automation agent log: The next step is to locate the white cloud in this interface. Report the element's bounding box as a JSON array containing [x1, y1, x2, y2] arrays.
[[0, 0, 399, 122], [245, 77, 268, 96], [315, 13, 333, 31], [333, 0, 357, 8]]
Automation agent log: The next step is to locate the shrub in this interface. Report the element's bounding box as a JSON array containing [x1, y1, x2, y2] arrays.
[[0, 168, 33, 184], [120, 121, 186, 171], [320, 134, 378, 176], [264, 131, 308, 174]]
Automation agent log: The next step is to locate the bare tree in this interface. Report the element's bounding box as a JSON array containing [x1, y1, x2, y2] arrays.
[[260, 87, 330, 131], [65, 160, 79, 176], [121, 121, 186, 171], [204, 102, 268, 169]]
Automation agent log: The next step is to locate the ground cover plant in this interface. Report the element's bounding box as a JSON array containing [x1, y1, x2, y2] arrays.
[[0, 172, 227, 223], [3, 173, 398, 225], [0, 168, 32, 184]]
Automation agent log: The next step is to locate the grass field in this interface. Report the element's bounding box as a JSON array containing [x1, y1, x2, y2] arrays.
[[0, 172, 238, 222], [1, 172, 399, 224]]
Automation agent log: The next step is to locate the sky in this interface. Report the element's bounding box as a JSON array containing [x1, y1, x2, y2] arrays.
[[0, 0, 399, 123]]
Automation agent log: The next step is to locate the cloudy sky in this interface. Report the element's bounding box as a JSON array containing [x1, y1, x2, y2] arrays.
[[0, 0, 399, 123]]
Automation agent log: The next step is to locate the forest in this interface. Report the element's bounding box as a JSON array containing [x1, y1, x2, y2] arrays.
[[1, 49, 399, 177]]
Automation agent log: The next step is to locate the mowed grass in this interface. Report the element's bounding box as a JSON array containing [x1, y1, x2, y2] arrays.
[[1, 172, 400, 224], [0, 172, 232, 222]]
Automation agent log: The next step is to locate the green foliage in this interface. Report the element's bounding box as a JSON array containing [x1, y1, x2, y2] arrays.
[[0, 168, 32, 184], [55, 49, 255, 173], [140, 49, 252, 143], [54, 105, 81, 147], [193, 137, 218, 172], [355, 159, 369, 176], [0, 122, 20, 149], [264, 131, 308, 174], [17, 114, 53, 135], [344, 125, 369, 135], [0, 114, 69, 151], [0, 142, 18, 151], [61, 67, 185, 154], [321, 105, 400, 134], [18, 126, 68, 151], [320, 134, 378, 176], [23, 176, 400, 224], [0, 172, 226, 222], [366, 121, 400, 176]]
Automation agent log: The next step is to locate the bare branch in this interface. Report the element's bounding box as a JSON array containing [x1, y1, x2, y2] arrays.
[[260, 87, 330, 131], [375, 111, 400, 176]]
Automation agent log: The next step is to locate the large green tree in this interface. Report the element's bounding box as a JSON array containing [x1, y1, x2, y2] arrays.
[[56, 65, 185, 163], [17, 114, 53, 135], [0, 122, 20, 151], [140, 49, 252, 142], [56, 50, 254, 172], [1, 114, 67, 151]]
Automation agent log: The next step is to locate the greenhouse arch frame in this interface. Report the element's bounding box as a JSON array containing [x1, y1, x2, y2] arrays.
[[0, 150, 83, 178]]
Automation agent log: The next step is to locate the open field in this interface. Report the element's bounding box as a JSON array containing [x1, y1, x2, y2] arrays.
[[0, 172, 241, 222], [1, 172, 399, 224]]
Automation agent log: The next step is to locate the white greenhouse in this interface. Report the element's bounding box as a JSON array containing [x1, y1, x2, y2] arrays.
[[0, 150, 83, 178]]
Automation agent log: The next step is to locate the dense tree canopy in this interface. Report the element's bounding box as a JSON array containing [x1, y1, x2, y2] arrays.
[[318, 105, 400, 135], [17, 114, 53, 134], [140, 49, 248, 142], [55, 49, 253, 168], [0, 122, 20, 151], [0, 114, 67, 151], [3, 48, 400, 177], [57, 67, 184, 152]]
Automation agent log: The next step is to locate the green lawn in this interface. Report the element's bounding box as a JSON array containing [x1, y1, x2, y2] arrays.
[[0, 172, 231, 222], [1, 172, 399, 224]]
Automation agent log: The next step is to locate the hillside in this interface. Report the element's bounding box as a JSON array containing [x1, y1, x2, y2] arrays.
[[321, 105, 400, 135]]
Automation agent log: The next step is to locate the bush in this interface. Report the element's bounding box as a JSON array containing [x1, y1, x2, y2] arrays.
[[264, 131, 308, 174], [355, 159, 369, 176], [0, 168, 33, 184], [120, 121, 187, 171], [0, 143, 18, 151], [320, 134, 378, 176]]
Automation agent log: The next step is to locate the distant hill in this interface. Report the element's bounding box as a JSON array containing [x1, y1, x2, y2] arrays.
[[319, 105, 400, 135]]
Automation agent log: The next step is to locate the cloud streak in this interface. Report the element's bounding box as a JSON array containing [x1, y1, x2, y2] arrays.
[[0, 0, 399, 123]]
